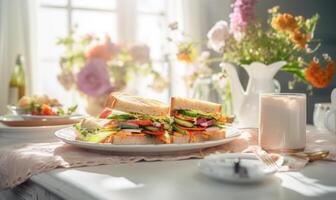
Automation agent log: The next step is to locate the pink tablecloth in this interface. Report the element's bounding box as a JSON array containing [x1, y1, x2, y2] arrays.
[[0, 129, 335, 190]]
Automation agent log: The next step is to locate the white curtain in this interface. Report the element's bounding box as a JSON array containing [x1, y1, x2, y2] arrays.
[[0, 0, 38, 114]]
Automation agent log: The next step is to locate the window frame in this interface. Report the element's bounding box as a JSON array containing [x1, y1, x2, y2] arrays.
[[38, 0, 171, 100]]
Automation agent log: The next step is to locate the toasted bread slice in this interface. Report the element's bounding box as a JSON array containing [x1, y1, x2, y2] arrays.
[[171, 129, 225, 144], [169, 97, 221, 115], [101, 131, 170, 145], [112, 134, 157, 145], [203, 128, 226, 140], [105, 92, 169, 116]]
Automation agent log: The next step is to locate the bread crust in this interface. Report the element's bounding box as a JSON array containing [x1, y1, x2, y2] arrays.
[[171, 129, 226, 144], [169, 97, 221, 115], [105, 92, 169, 116]]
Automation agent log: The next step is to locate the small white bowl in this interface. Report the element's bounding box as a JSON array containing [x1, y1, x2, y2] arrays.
[[7, 105, 30, 115]]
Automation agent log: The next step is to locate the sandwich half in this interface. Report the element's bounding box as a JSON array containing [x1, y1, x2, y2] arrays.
[[75, 92, 171, 144], [170, 97, 233, 143]]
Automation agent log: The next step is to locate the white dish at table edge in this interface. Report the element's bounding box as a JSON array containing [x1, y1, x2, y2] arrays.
[[19, 114, 84, 120], [55, 127, 241, 153], [0, 124, 73, 133]]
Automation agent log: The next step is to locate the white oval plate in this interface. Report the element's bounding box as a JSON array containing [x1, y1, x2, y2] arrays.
[[55, 127, 241, 153]]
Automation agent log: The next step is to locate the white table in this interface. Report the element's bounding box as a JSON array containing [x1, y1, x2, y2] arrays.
[[1, 126, 336, 200]]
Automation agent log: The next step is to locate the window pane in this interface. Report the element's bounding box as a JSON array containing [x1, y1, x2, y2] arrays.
[[137, 0, 165, 13], [72, 0, 116, 10], [38, 8, 67, 59], [137, 15, 165, 60], [40, 0, 67, 6], [72, 10, 118, 41]]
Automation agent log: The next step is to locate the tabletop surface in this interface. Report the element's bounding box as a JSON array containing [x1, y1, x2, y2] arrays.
[[1, 125, 336, 200], [31, 159, 336, 200]]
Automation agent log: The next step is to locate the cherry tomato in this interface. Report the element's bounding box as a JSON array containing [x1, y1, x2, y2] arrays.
[[41, 104, 56, 115]]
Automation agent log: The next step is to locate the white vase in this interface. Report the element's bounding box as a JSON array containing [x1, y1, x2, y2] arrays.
[[84, 96, 105, 117], [221, 61, 286, 128]]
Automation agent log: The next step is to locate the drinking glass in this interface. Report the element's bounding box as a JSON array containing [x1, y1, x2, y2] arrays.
[[313, 103, 331, 130], [259, 93, 306, 152]]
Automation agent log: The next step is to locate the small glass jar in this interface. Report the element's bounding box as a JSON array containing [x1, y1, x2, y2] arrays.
[[313, 103, 331, 130]]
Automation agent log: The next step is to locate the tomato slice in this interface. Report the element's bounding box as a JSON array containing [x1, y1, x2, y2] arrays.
[[175, 124, 205, 131], [99, 107, 113, 119], [31, 110, 40, 115], [41, 104, 56, 115], [126, 120, 153, 126], [103, 124, 119, 129], [142, 130, 165, 135], [174, 113, 195, 122]]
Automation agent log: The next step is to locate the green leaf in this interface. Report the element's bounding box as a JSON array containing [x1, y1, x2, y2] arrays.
[[84, 131, 115, 143], [67, 105, 78, 115], [57, 107, 65, 115]]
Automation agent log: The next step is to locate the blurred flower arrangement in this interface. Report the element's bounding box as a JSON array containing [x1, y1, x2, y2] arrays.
[[167, 22, 215, 89], [56, 28, 168, 101], [170, 0, 335, 91]]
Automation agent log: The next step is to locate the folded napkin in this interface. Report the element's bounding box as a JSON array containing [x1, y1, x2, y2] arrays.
[[0, 129, 335, 190]]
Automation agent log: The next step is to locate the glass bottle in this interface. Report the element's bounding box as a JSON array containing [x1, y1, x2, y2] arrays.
[[8, 54, 25, 105]]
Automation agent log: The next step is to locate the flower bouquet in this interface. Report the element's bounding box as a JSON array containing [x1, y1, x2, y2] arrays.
[[170, 0, 335, 92], [56, 28, 168, 115]]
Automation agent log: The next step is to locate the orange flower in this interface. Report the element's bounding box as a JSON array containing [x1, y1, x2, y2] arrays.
[[271, 13, 298, 33], [177, 52, 193, 64], [85, 36, 118, 61], [176, 45, 196, 64], [304, 59, 336, 88], [290, 30, 308, 49]]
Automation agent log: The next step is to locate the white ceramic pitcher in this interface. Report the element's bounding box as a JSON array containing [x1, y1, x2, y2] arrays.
[[221, 61, 286, 128]]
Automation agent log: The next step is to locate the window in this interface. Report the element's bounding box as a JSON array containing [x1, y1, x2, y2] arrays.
[[37, 0, 169, 108]]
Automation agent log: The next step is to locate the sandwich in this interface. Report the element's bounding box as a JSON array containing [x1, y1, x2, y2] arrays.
[[75, 92, 171, 144], [169, 97, 233, 143]]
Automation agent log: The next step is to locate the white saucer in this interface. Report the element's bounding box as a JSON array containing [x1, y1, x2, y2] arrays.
[[199, 153, 281, 183]]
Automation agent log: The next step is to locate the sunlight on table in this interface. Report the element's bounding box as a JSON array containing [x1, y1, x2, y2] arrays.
[[276, 172, 336, 197]]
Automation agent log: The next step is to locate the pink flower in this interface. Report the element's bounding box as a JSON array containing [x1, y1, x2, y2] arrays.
[[207, 21, 231, 52], [229, 0, 258, 39], [129, 44, 150, 64], [76, 58, 113, 97]]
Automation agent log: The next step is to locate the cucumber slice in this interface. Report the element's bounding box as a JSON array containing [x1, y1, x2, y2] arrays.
[[144, 126, 160, 131], [107, 114, 136, 121], [84, 131, 115, 143], [179, 110, 199, 117], [174, 118, 194, 127], [214, 123, 227, 129], [120, 124, 140, 129], [172, 124, 187, 135]]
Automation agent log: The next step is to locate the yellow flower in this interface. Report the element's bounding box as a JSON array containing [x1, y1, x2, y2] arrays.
[[271, 13, 298, 33], [176, 44, 197, 64]]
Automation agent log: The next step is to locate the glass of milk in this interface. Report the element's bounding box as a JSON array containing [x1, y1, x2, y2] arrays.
[[259, 93, 306, 152]]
